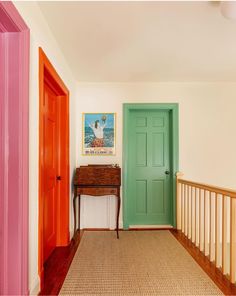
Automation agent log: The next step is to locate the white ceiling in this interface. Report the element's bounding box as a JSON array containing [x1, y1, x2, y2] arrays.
[[38, 1, 236, 82]]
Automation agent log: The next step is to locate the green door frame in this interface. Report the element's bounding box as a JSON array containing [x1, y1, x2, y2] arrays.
[[123, 103, 179, 229]]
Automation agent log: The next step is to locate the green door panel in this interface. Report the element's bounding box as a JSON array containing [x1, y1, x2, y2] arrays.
[[127, 109, 172, 226]]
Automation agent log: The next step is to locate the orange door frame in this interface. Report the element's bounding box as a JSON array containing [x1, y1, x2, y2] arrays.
[[39, 48, 70, 289]]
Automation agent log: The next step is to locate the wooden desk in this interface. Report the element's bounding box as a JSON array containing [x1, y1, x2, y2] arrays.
[[73, 165, 121, 238]]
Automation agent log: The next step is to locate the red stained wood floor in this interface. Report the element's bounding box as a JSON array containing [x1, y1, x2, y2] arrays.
[[39, 229, 236, 295], [171, 229, 236, 296], [39, 231, 83, 296]]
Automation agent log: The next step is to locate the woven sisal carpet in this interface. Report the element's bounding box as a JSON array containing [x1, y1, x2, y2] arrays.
[[60, 231, 222, 295]]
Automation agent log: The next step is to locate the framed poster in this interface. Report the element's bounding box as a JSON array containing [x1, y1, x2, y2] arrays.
[[82, 113, 116, 155]]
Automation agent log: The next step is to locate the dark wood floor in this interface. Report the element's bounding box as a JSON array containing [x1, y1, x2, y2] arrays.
[[39, 229, 236, 295], [39, 231, 83, 296], [171, 229, 236, 296]]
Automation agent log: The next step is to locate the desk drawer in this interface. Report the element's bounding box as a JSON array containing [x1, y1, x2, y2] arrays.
[[77, 187, 118, 196]]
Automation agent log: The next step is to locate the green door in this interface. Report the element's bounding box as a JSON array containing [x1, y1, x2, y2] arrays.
[[127, 109, 172, 226]]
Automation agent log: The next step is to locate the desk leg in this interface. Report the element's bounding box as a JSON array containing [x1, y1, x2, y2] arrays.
[[73, 190, 77, 237], [78, 194, 81, 232], [116, 191, 120, 239]]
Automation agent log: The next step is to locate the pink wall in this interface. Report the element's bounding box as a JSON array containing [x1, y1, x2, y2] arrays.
[[0, 2, 29, 295], [0, 32, 5, 295]]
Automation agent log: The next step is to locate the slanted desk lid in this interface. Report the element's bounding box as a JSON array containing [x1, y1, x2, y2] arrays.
[[74, 165, 121, 186]]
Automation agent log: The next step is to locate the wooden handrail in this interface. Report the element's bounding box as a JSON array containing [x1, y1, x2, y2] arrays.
[[176, 173, 236, 284], [178, 178, 236, 198]]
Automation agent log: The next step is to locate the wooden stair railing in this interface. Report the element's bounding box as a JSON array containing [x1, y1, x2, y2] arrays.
[[176, 172, 236, 284]]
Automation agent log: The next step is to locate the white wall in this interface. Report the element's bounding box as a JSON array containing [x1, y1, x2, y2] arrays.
[[13, 2, 77, 294], [76, 82, 236, 229], [11, 2, 236, 291]]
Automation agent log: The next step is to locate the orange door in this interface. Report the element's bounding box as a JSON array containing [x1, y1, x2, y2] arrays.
[[43, 82, 58, 262], [39, 48, 69, 288]]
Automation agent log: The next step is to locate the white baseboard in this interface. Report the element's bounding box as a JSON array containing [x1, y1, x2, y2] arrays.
[[129, 225, 173, 229], [29, 275, 40, 295], [70, 229, 74, 240]]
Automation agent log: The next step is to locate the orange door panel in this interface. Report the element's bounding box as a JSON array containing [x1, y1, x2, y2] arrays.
[[43, 83, 58, 262], [39, 48, 69, 289]]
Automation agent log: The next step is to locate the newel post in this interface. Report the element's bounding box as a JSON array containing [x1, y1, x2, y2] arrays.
[[176, 172, 184, 230]]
